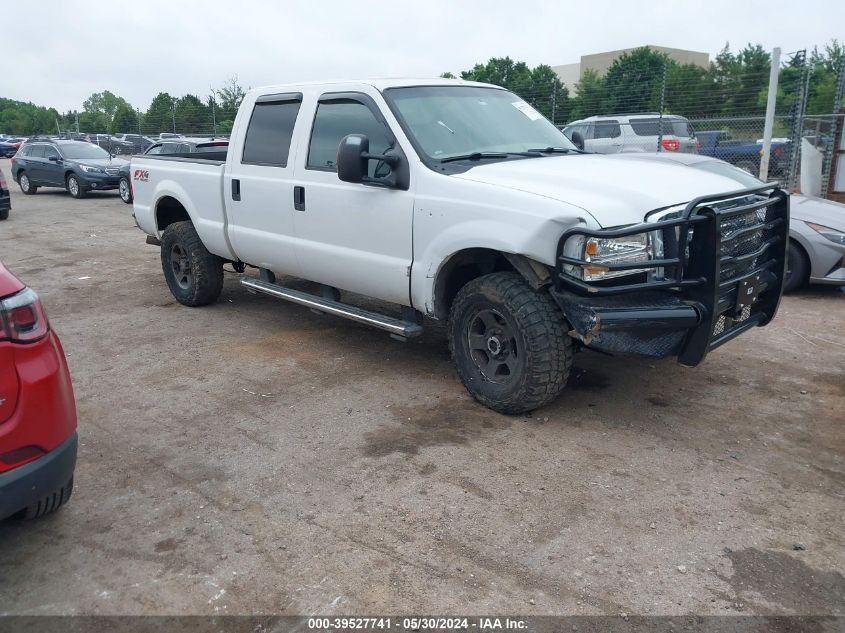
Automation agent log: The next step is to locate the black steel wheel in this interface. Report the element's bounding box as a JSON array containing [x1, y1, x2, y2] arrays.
[[449, 272, 573, 414], [160, 221, 224, 306]]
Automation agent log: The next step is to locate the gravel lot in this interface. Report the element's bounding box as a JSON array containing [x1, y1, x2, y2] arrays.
[[0, 157, 843, 616]]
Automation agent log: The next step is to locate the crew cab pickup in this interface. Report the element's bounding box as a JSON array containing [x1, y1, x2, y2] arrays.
[[131, 78, 789, 414]]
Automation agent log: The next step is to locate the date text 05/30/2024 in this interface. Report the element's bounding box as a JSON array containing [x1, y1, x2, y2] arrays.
[[307, 617, 528, 630]]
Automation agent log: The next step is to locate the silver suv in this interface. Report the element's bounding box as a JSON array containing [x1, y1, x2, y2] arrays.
[[562, 113, 698, 154]]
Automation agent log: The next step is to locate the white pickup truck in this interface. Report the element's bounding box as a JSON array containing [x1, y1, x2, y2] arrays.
[[131, 78, 789, 413]]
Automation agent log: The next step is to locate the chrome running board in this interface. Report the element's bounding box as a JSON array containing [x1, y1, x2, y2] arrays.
[[241, 278, 424, 340]]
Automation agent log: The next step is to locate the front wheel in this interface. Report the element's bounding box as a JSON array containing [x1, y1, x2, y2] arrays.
[[19, 172, 37, 195], [67, 174, 85, 198], [160, 221, 224, 306], [449, 272, 573, 414], [784, 241, 808, 293], [118, 176, 132, 204]]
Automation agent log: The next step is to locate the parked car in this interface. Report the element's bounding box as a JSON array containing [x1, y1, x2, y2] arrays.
[[562, 113, 698, 154], [619, 152, 845, 292], [11, 139, 129, 198], [119, 134, 155, 154], [119, 137, 228, 203], [0, 140, 18, 158], [129, 78, 789, 414], [0, 138, 25, 157], [0, 262, 77, 522], [0, 168, 10, 220], [696, 130, 790, 176], [92, 134, 134, 155]]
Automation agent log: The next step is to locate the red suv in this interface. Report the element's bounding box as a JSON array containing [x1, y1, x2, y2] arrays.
[[0, 262, 77, 521]]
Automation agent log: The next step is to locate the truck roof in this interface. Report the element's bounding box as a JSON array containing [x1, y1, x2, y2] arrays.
[[246, 77, 502, 96]]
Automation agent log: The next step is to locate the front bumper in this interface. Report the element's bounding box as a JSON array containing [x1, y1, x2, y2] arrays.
[[553, 184, 789, 366], [0, 432, 77, 520], [78, 171, 122, 191]]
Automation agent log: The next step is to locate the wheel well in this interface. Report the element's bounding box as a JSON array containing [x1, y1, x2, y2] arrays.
[[156, 196, 191, 231], [65, 171, 76, 183], [433, 248, 516, 320]]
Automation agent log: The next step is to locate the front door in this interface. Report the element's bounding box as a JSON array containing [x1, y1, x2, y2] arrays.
[[291, 93, 414, 306]]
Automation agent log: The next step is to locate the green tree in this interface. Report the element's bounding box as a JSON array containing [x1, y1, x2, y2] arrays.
[[601, 47, 668, 114], [144, 92, 176, 135], [174, 94, 210, 134], [82, 90, 132, 131], [111, 104, 139, 134], [568, 69, 608, 119], [215, 75, 246, 121]]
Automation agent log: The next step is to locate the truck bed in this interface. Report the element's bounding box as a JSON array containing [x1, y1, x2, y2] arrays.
[[130, 154, 235, 260]]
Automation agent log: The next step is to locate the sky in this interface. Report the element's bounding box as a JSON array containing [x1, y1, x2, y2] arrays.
[[4, 0, 842, 112]]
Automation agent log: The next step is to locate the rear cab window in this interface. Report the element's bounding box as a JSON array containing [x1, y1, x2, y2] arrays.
[[241, 93, 303, 167]]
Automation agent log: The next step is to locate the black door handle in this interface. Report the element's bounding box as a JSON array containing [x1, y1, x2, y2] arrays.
[[232, 179, 241, 201], [294, 185, 305, 211]]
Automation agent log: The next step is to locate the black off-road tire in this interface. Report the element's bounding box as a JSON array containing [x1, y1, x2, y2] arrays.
[[18, 477, 74, 520], [18, 171, 37, 195], [0, 206, 8, 221], [449, 272, 573, 414], [160, 221, 224, 306], [784, 241, 809, 293]]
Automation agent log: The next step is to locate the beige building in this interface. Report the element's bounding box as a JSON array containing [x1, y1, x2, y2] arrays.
[[553, 45, 710, 94]]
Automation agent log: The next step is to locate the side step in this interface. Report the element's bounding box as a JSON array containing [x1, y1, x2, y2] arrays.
[[241, 278, 424, 340]]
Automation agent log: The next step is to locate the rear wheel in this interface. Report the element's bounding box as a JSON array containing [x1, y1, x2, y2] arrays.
[[66, 174, 85, 198], [118, 176, 132, 204], [784, 241, 809, 293], [0, 206, 8, 221], [449, 272, 573, 414], [18, 477, 73, 520], [19, 172, 37, 195], [160, 221, 224, 306]]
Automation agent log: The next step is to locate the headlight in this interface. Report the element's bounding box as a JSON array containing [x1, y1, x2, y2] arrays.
[[806, 222, 845, 245], [563, 229, 662, 281], [79, 165, 104, 173]]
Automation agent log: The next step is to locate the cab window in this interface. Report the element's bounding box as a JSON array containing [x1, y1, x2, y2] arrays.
[[307, 98, 391, 175]]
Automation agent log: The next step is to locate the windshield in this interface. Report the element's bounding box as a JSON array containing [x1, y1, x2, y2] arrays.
[[384, 86, 576, 161], [692, 160, 763, 187], [61, 143, 111, 160]]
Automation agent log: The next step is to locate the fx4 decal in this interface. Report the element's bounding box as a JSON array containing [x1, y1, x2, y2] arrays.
[[133, 169, 149, 182]]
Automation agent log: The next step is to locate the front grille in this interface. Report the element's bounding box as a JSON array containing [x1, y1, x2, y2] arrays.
[[717, 201, 779, 282], [105, 168, 120, 176]]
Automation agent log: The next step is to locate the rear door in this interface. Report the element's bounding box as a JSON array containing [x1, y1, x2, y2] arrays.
[[24, 144, 48, 183], [588, 120, 623, 153], [40, 145, 65, 185], [225, 92, 304, 276]]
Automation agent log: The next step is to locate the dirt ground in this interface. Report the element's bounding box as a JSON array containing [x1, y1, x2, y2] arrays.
[[0, 157, 843, 616]]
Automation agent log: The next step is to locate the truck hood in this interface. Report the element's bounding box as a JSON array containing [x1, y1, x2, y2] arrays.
[[450, 153, 751, 227]]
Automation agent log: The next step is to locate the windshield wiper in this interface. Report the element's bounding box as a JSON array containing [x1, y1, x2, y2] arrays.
[[526, 147, 574, 154], [440, 152, 510, 163]]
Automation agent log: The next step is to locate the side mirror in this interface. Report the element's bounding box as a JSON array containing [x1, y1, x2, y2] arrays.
[[337, 134, 402, 188], [49, 155, 60, 163], [571, 131, 585, 151], [337, 134, 369, 184]]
